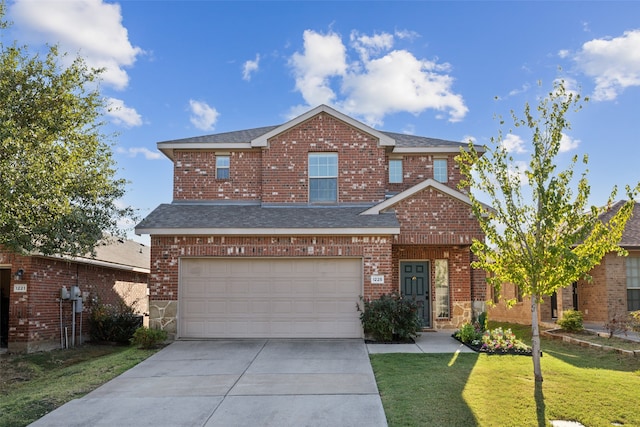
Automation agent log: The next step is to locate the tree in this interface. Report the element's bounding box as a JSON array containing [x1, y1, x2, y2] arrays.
[[0, 5, 132, 256], [456, 80, 639, 382]]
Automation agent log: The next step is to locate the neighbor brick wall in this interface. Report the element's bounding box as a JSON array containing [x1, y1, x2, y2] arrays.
[[0, 250, 148, 353]]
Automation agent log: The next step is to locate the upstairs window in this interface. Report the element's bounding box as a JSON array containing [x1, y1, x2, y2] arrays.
[[434, 158, 448, 183], [389, 159, 403, 183], [309, 153, 337, 203], [216, 155, 230, 179]]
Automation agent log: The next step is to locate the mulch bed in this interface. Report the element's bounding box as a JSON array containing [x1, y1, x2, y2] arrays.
[[452, 335, 533, 356]]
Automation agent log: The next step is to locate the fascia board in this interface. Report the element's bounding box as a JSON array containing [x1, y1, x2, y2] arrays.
[[158, 142, 253, 160], [251, 104, 395, 148], [392, 146, 486, 154], [135, 227, 400, 236], [36, 254, 150, 274]]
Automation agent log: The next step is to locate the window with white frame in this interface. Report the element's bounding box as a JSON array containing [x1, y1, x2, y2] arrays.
[[435, 259, 449, 318], [309, 153, 338, 203], [434, 158, 448, 183], [627, 256, 640, 311], [216, 155, 230, 180], [389, 159, 403, 183]]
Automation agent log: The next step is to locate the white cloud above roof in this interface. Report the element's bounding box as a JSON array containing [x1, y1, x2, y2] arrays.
[[116, 146, 162, 160], [288, 29, 467, 126], [559, 133, 580, 153], [573, 29, 640, 101], [189, 100, 219, 131], [106, 97, 142, 127], [10, 0, 143, 90]]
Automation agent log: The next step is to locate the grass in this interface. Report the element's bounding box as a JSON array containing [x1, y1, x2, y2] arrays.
[[371, 322, 640, 427], [0, 344, 158, 427], [558, 330, 640, 351]]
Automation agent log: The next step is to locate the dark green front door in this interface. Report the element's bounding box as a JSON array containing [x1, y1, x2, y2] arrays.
[[401, 261, 430, 327]]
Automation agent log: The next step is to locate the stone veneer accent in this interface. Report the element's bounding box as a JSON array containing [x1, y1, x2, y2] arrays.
[[148, 300, 177, 337]]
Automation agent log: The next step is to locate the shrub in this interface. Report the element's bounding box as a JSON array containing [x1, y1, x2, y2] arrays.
[[477, 311, 488, 331], [603, 311, 631, 338], [454, 322, 483, 345], [629, 311, 640, 333], [131, 327, 168, 349], [89, 302, 143, 344], [557, 309, 584, 332], [357, 292, 422, 342]]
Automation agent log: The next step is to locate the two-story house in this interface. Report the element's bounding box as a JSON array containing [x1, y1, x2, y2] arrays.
[[135, 105, 486, 339]]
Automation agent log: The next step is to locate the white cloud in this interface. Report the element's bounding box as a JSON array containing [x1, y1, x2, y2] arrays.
[[501, 133, 526, 154], [462, 135, 477, 144], [559, 133, 580, 153], [242, 54, 260, 81], [288, 29, 467, 126], [558, 49, 570, 59], [573, 29, 640, 101], [10, 0, 144, 90], [508, 161, 529, 185], [289, 30, 347, 107], [106, 97, 142, 127], [189, 100, 219, 131], [116, 146, 162, 160]]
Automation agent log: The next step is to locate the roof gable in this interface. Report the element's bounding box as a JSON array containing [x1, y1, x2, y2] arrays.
[[361, 179, 473, 215], [250, 104, 395, 148]]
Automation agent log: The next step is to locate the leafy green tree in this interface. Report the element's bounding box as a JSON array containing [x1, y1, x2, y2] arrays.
[[457, 80, 639, 382], [0, 5, 132, 256]]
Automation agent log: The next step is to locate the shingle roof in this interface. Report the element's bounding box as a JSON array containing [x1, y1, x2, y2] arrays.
[[598, 200, 640, 248], [135, 204, 399, 235], [157, 125, 469, 150]]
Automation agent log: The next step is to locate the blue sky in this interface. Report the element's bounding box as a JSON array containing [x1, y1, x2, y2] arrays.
[[5, 1, 640, 244]]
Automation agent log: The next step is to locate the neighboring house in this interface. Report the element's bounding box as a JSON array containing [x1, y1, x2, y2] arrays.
[[488, 200, 640, 325], [0, 237, 150, 353], [135, 105, 486, 339]]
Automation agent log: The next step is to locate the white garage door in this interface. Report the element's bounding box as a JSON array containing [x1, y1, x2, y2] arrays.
[[179, 258, 363, 338]]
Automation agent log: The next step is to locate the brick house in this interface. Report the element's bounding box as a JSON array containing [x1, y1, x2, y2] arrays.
[[488, 201, 640, 325], [135, 105, 487, 339], [0, 237, 150, 353]]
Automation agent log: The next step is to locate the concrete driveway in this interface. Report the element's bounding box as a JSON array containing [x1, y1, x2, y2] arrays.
[[29, 339, 387, 427]]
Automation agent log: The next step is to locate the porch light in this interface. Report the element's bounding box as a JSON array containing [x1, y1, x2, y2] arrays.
[[14, 269, 24, 281]]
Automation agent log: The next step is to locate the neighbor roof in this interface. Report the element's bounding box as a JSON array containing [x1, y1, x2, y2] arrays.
[[598, 200, 640, 249], [135, 204, 400, 236]]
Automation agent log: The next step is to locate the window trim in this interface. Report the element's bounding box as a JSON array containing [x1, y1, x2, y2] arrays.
[[308, 152, 338, 203], [389, 159, 403, 184], [216, 155, 230, 180], [433, 158, 448, 183], [627, 256, 640, 311]]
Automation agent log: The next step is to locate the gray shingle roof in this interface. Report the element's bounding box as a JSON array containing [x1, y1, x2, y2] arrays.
[[599, 200, 640, 248], [135, 204, 399, 233], [158, 125, 469, 150]]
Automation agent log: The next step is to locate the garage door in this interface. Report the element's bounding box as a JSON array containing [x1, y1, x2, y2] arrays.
[[179, 258, 363, 338]]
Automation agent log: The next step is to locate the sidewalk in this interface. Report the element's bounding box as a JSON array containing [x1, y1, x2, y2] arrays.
[[367, 330, 474, 354]]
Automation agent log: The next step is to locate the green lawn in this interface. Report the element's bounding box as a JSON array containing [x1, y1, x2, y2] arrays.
[[371, 323, 640, 427], [0, 345, 158, 427]]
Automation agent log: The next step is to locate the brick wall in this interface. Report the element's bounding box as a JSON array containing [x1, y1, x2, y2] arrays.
[[386, 153, 463, 194], [0, 250, 148, 353], [392, 186, 484, 245], [173, 150, 262, 201]]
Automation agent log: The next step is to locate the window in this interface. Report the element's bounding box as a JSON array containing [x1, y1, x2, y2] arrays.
[[389, 159, 403, 183], [627, 256, 640, 311], [435, 259, 449, 318], [309, 153, 338, 203], [216, 155, 230, 180], [515, 285, 523, 303], [434, 158, 448, 183]]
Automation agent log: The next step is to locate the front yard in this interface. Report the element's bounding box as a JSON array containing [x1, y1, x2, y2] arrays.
[[371, 322, 640, 426]]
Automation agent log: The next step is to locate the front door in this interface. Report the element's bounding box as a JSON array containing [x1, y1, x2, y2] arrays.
[[401, 261, 430, 327]]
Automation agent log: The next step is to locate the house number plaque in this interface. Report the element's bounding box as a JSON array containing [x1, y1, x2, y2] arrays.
[[371, 275, 385, 284], [14, 284, 27, 293]]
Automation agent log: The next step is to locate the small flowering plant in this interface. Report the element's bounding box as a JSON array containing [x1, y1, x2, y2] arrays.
[[480, 327, 531, 354]]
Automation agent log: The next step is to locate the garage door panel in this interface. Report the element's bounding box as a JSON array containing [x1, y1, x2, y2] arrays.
[[179, 258, 362, 338]]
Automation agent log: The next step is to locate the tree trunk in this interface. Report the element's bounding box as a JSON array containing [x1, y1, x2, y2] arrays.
[[531, 294, 543, 382]]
